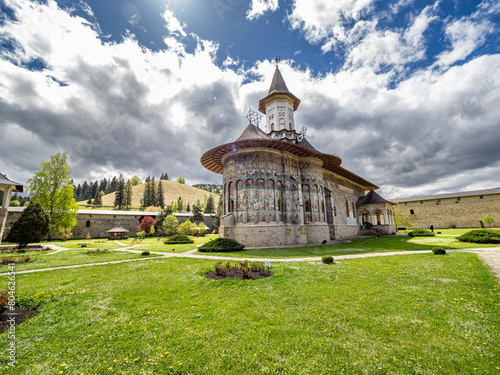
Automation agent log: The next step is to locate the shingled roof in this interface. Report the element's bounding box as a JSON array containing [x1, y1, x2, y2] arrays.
[[357, 190, 391, 205], [235, 123, 273, 142], [268, 66, 290, 94], [0, 173, 23, 193]]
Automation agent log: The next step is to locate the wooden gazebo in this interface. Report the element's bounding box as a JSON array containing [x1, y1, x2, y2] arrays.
[[106, 225, 129, 240]]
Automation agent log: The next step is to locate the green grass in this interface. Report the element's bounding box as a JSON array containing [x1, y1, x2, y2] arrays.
[[1, 253, 499, 374], [0, 249, 160, 272], [115, 234, 217, 253], [196, 234, 500, 258]]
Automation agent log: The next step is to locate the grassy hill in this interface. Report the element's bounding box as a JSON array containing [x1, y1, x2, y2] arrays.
[[79, 180, 219, 210]]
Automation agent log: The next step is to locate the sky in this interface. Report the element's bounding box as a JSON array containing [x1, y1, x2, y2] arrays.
[[0, 0, 499, 199]]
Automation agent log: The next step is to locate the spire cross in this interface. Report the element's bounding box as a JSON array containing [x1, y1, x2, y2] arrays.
[[274, 56, 282, 67], [246, 108, 263, 128], [300, 126, 307, 138]]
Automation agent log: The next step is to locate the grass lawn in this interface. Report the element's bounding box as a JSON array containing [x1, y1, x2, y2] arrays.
[[0, 249, 161, 272], [196, 234, 500, 259], [1, 252, 499, 374], [116, 234, 217, 253]]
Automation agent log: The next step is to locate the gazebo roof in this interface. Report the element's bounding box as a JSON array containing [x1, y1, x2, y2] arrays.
[[357, 190, 391, 205], [107, 225, 129, 233], [0, 173, 23, 193]]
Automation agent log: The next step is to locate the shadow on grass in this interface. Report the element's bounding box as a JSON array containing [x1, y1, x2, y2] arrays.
[[195, 235, 500, 259]]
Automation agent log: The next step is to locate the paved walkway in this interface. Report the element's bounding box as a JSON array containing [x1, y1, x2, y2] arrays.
[[1, 245, 500, 280]]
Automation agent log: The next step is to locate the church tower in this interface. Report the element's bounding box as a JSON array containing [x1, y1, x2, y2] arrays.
[[258, 66, 301, 142]]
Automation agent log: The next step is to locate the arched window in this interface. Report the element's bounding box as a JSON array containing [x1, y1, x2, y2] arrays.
[[271, 123, 275, 131], [85, 220, 91, 228], [305, 200, 311, 212]]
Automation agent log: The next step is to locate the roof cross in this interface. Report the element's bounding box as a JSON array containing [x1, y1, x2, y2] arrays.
[[274, 56, 282, 67], [245, 108, 263, 128]]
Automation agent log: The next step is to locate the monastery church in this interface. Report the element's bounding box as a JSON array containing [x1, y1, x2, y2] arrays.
[[201, 66, 396, 247]]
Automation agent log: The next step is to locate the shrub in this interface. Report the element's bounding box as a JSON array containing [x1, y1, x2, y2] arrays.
[[322, 255, 334, 264], [1, 255, 31, 265], [250, 261, 265, 272], [86, 248, 109, 254], [214, 261, 224, 275], [162, 215, 179, 236], [457, 229, 500, 244], [239, 260, 251, 278], [432, 247, 447, 255], [198, 238, 245, 253], [136, 231, 146, 239], [479, 220, 485, 228], [163, 234, 194, 244], [407, 229, 435, 237], [0, 288, 9, 313], [178, 221, 198, 235], [5, 201, 50, 248], [141, 251, 151, 256], [17, 249, 26, 253]]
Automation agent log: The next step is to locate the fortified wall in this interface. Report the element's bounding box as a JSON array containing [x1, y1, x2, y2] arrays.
[[3, 208, 215, 240], [392, 188, 500, 228]]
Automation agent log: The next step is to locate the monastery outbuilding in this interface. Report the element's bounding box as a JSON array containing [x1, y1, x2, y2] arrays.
[[201, 67, 395, 247], [0, 173, 23, 245]]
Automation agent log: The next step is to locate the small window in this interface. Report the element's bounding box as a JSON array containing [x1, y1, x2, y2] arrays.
[[480, 195, 483, 199], [352, 202, 356, 218], [410, 209, 415, 215], [420, 201, 423, 204], [85, 220, 91, 228], [457, 197, 461, 201], [334, 206, 337, 216], [404, 202, 407, 205], [345, 201, 350, 217]]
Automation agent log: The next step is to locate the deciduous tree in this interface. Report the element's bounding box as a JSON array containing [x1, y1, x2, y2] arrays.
[[162, 215, 179, 235], [27, 153, 78, 240], [137, 216, 156, 235]]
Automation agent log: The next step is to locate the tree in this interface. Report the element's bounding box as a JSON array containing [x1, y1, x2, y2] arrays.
[[186, 202, 191, 212], [204, 196, 214, 214], [6, 202, 50, 248], [483, 214, 495, 228], [175, 176, 185, 184], [162, 215, 179, 235], [129, 175, 142, 186], [156, 180, 165, 209], [213, 193, 223, 229], [27, 153, 79, 240], [177, 196, 184, 212], [94, 190, 104, 207], [125, 181, 133, 209], [189, 200, 205, 223], [113, 175, 126, 209], [137, 216, 156, 235], [150, 176, 156, 207], [178, 220, 197, 235]]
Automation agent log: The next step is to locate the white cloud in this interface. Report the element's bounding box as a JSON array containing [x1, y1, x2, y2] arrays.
[[162, 9, 187, 37], [435, 18, 492, 67], [246, 0, 279, 20]]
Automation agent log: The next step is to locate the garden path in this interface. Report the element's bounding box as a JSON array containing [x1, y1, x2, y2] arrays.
[[2, 246, 499, 281]]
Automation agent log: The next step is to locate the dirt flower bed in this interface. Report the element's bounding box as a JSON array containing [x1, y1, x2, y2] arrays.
[[205, 260, 273, 280], [0, 307, 39, 333]]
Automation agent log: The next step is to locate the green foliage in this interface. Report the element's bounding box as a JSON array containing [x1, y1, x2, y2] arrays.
[[483, 214, 494, 227], [27, 153, 78, 239], [432, 247, 447, 255], [150, 225, 155, 236], [213, 193, 223, 229], [141, 251, 151, 256], [162, 215, 179, 236], [136, 231, 146, 239], [204, 195, 214, 214], [479, 220, 485, 228], [9, 199, 20, 207], [5, 201, 50, 248], [198, 238, 245, 253], [1, 255, 31, 264], [457, 229, 500, 244], [197, 222, 208, 237], [177, 196, 184, 212], [163, 234, 193, 244], [113, 174, 126, 209], [322, 255, 334, 264], [238, 259, 251, 278], [189, 200, 204, 222], [178, 220, 198, 235], [129, 175, 142, 186], [86, 249, 109, 254], [175, 176, 185, 184], [57, 227, 73, 241], [407, 229, 435, 237]]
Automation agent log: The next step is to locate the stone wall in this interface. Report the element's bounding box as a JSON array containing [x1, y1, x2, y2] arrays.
[[396, 193, 500, 228], [3, 208, 215, 240]]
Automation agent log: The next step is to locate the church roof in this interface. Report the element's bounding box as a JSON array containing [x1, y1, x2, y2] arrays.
[[235, 123, 273, 142], [259, 67, 301, 113], [201, 126, 378, 190], [297, 137, 320, 153], [357, 190, 391, 205], [268, 67, 290, 94], [0, 173, 23, 193]]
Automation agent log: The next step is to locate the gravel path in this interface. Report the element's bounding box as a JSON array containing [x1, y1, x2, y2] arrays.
[[1, 245, 499, 281]]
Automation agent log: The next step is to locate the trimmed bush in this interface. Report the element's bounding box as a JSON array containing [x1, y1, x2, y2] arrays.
[[141, 251, 151, 256], [198, 238, 245, 253], [407, 229, 435, 237], [163, 234, 194, 244], [322, 255, 334, 264], [432, 247, 447, 255], [457, 229, 500, 244], [479, 220, 485, 228]]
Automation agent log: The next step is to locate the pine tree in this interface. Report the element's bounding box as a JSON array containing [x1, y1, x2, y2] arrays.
[[156, 180, 165, 209], [114, 175, 126, 209], [186, 202, 191, 212], [150, 176, 156, 207], [204, 196, 214, 214], [177, 196, 184, 212], [81, 181, 90, 201], [142, 176, 151, 208], [109, 176, 118, 193], [189, 200, 204, 223], [125, 181, 132, 209], [93, 190, 103, 206]]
